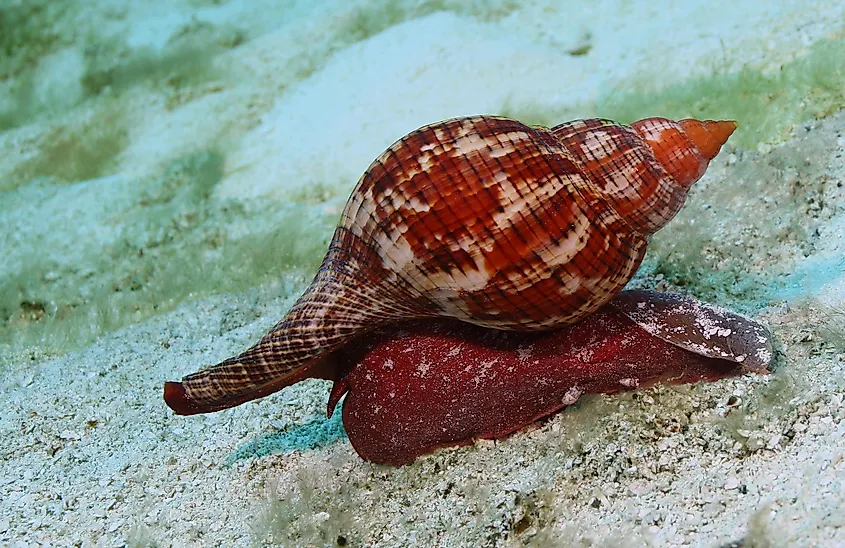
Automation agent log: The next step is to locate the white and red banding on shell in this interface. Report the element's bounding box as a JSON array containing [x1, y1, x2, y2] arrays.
[[164, 115, 737, 415]]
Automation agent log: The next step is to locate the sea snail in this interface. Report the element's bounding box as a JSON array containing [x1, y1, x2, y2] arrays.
[[164, 115, 737, 415]]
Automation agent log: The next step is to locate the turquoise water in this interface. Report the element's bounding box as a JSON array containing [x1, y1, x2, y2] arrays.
[[2, 1, 845, 545]]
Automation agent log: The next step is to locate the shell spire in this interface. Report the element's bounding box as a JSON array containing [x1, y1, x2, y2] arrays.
[[164, 115, 736, 415], [680, 119, 737, 161], [629, 117, 736, 191]]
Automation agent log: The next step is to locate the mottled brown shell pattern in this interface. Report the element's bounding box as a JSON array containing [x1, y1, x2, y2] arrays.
[[164, 115, 736, 414]]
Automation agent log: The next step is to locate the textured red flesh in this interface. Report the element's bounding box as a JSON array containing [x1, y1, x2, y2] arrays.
[[334, 307, 764, 466]]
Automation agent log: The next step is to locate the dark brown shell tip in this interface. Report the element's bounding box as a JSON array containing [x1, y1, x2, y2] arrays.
[[164, 381, 197, 416], [164, 381, 228, 416]]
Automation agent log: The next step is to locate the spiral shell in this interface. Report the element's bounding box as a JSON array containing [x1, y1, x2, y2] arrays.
[[165, 115, 736, 415]]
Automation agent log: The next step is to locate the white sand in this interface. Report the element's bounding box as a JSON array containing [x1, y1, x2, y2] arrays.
[[2, 0, 845, 546]]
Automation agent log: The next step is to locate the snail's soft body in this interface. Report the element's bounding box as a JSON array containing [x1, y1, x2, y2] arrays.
[[165, 115, 736, 415]]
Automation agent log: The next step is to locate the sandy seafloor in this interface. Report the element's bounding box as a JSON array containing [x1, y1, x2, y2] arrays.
[[2, 0, 845, 546]]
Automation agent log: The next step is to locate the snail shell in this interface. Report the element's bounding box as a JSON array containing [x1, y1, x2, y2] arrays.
[[165, 115, 736, 415]]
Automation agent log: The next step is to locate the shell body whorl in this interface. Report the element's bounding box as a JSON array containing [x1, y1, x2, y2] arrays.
[[165, 114, 735, 415]]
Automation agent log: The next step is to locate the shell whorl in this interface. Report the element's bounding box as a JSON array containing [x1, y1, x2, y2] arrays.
[[165, 115, 735, 414]]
